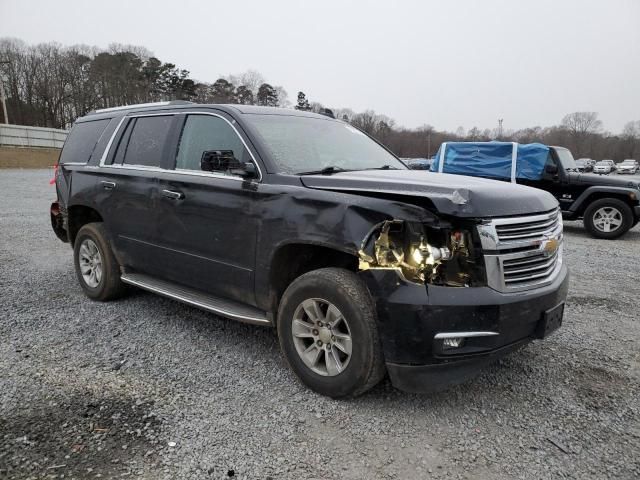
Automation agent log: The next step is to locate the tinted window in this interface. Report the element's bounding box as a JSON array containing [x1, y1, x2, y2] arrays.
[[59, 119, 110, 164], [122, 116, 173, 167], [176, 115, 248, 172]]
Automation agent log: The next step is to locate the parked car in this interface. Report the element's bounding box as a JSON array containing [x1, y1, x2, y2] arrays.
[[51, 102, 568, 397], [575, 158, 594, 172], [593, 160, 616, 174], [432, 142, 640, 239], [402, 157, 432, 170], [617, 159, 639, 174]]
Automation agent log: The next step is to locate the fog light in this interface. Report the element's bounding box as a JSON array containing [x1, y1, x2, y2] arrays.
[[442, 337, 464, 349]]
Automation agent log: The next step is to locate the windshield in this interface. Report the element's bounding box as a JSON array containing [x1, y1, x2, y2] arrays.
[[622, 160, 635, 164], [555, 148, 578, 170], [245, 114, 406, 174], [595, 161, 609, 166]]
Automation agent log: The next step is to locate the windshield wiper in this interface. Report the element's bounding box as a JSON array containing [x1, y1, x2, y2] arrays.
[[365, 165, 400, 170], [297, 166, 349, 176]]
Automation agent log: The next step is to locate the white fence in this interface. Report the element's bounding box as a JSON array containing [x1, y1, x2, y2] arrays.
[[0, 124, 68, 149]]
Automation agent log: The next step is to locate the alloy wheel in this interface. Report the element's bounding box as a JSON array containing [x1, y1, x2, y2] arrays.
[[78, 238, 103, 288], [291, 298, 352, 376], [593, 207, 623, 233]]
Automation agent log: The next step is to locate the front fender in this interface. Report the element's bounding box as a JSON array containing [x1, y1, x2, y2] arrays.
[[252, 184, 443, 310], [568, 186, 639, 213]]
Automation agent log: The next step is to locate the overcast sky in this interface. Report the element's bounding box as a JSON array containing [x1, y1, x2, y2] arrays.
[[2, 0, 639, 133]]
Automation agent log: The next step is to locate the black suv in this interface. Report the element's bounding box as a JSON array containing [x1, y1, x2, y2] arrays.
[[520, 147, 640, 239], [51, 102, 568, 397]]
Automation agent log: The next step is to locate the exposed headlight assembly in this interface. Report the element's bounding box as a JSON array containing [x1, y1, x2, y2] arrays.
[[358, 220, 483, 287]]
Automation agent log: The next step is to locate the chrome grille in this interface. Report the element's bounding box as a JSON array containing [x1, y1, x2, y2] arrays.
[[494, 210, 561, 242], [477, 208, 563, 292]]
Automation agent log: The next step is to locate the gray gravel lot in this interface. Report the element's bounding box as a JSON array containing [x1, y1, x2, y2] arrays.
[[1, 168, 639, 480]]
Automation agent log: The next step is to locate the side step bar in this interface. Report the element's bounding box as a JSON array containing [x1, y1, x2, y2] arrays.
[[120, 273, 271, 326]]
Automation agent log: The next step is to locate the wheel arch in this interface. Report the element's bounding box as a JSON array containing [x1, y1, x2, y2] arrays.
[[67, 204, 104, 246], [569, 187, 639, 218], [267, 241, 359, 314]]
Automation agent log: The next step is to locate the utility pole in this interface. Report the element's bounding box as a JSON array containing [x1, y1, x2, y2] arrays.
[[426, 130, 432, 158], [497, 118, 504, 139], [0, 60, 9, 124]]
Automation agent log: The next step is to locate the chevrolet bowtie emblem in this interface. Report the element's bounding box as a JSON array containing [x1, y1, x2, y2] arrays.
[[541, 238, 559, 256]]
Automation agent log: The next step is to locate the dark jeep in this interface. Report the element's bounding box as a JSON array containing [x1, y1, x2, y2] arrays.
[[51, 102, 569, 397], [523, 147, 640, 239]]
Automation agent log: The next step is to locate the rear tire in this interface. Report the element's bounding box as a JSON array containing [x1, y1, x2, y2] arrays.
[[277, 268, 385, 398], [73, 222, 126, 301], [583, 198, 633, 239]]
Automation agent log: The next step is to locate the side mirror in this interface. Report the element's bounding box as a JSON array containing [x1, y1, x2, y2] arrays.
[[229, 161, 257, 179], [545, 164, 559, 175], [200, 150, 256, 179], [201, 150, 235, 172]]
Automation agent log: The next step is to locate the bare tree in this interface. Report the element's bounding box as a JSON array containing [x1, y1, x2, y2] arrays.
[[561, 112, 602, 157], [561, 111, 602, 136], [621, 120, 640, 159], [225, 69, 265, 95], [273, 86, 289, 108]]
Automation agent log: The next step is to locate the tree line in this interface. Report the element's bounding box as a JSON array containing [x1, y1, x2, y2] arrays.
[[1, 38, 639, 161]]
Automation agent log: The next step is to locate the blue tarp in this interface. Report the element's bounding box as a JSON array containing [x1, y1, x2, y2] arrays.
[[430, 142, 550, 181]]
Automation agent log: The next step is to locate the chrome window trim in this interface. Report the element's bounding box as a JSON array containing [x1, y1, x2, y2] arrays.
[[97, 164, 247, 183], [97, 111, 263, 182], [98, 115, 128, 166]]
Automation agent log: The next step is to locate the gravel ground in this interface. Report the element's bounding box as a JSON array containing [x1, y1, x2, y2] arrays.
[[1, 168, 639, 480]]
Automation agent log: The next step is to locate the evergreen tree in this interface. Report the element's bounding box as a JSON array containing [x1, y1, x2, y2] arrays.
[[234, 85, 254, 105], [295, 91, 311, 111], [210, 78, 236, 103], [256, 83, 279, 106]]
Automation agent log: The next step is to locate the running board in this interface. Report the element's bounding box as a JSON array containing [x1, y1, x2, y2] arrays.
[[120, 273, 271, 326]]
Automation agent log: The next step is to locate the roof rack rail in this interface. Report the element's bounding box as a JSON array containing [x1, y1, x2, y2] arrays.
[[92, 100, 194, 114]]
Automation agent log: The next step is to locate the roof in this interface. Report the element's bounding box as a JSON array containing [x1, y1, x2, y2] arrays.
[[84, 101, 334, 121]]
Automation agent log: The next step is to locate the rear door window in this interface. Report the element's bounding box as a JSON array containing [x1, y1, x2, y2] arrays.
[[121, 116, 173, 167], [59, 119, 110, 164]]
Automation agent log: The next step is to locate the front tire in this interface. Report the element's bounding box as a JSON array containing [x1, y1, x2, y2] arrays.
[[583, 198, 633, 239], [73, 223, 126, 301], [277, 268, 385, 398]]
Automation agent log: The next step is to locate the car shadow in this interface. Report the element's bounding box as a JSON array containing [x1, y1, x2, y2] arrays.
[[563, 222, 640, 240]]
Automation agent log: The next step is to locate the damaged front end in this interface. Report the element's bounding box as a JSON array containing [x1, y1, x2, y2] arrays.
[[358, 219, 484, 287]]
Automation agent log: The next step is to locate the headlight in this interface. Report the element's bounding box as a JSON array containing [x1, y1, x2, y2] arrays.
[[358, 220, 483, 287]]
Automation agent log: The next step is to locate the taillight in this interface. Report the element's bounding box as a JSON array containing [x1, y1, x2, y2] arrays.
[[49, 163, 59, 185]]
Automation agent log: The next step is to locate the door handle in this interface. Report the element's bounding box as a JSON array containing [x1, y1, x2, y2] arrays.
[[162, 189, 184, 200], [101, 181, 116, 190]]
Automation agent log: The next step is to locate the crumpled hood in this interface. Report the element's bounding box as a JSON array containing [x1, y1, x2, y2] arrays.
[[300, 170, 558, 217]]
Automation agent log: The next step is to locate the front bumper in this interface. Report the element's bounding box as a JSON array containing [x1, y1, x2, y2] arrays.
[[360, 264, 569, 393]]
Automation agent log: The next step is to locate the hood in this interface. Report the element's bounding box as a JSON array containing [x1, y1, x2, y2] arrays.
[[569, 172, 640, 187], [300, 170, 558, 218]]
